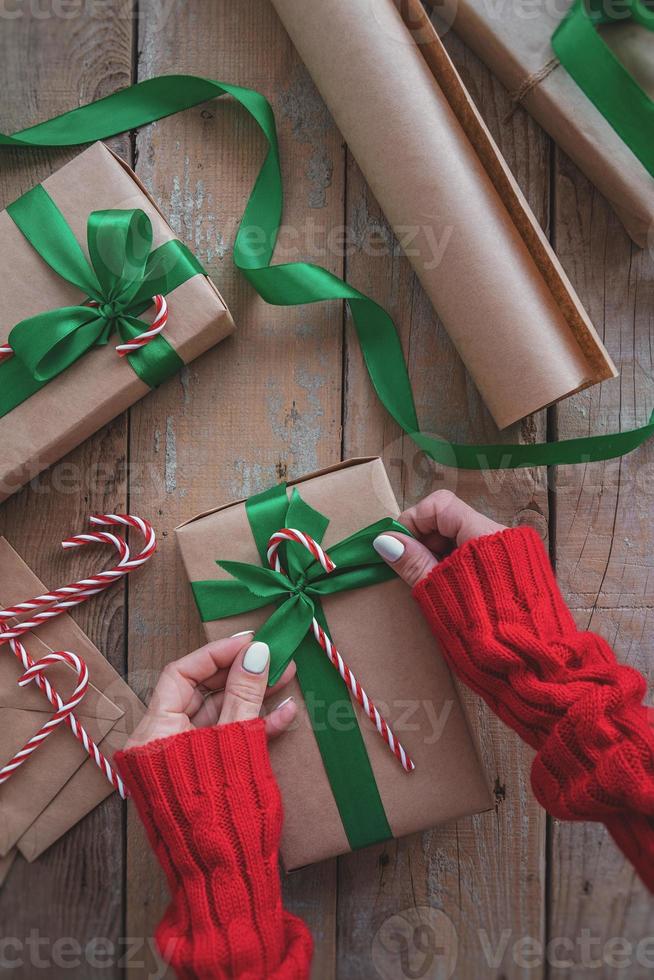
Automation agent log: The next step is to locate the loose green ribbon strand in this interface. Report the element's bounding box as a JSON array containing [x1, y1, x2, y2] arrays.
[[1, 75, 652, 467], [0, 182, 205, 416], [553, 0, 654, 179], [192, 483, 411, 850]]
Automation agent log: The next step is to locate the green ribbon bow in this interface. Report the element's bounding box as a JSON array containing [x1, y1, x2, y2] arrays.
[[1, 74, 653, 467], [0, 183, 205, 417], [553, 0, 654, 178], [191, 482, 414, 849]]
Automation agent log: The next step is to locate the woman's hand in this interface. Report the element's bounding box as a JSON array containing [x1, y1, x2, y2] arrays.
[[373, 489, 506, 587], [125, 635, 298, 750]]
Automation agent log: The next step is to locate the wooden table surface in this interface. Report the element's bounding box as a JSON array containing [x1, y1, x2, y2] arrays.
[[0, 2, 652, 977]]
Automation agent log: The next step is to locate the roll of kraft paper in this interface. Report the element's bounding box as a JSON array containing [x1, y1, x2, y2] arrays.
[[270, 0, 616, 429]]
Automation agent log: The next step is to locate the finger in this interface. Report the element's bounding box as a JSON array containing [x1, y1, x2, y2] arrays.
[[400, 489, 504, 549], [373, 532, 438, 588], [191, 660, 297, 728], [218, 641, 271, 725], [264, 695, 298, 739], [150, 633, 254, 717]]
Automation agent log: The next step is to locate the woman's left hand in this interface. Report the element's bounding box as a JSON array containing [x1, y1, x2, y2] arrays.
[[125, 634, 298, 749]]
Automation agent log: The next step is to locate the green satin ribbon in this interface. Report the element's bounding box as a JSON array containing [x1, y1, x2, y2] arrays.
[[1, 75, 652, 467], [192, 483, 411, 849], [0, 183, 205, 416], [552, 0, 654, 178]]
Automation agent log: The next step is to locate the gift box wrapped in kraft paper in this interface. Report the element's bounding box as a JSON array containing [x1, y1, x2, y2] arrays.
[[433, 0, 654, 247], [0, 537, 145, 884], [0, 141, 234, 502], [176, 458, 493, 870], [270, 0, 616, 430]]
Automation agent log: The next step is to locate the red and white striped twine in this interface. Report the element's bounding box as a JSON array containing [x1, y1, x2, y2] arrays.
[[0, 294, 167, 364], [0, 515, 156, 797], [267, 527, 415, 773]]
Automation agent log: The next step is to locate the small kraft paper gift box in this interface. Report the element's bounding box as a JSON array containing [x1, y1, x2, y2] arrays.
[[0, 142, 234, 501], [432, 0, 654, 246], [176, 457, 492, 870]]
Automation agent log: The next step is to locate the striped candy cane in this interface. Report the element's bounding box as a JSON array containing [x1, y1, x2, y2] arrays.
[[0, 649, 89, 786], [0, 514, 156, 797], [0, 515, 156, 643], [0, 295, 168, 364], [6, 639, 127, 798], [267, 528, 415, 773], [115, 294, 168, 356]]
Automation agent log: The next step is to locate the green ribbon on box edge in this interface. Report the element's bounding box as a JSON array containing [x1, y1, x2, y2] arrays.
[[552, 0, 654, 179], [1, 74, 653, 468], [0, 185, 206, 416], [192, 482, 415, 849]]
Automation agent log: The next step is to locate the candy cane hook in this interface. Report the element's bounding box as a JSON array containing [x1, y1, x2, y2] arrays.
[[268, 528, 415, 772], [0, 650, 89, 786], [0, 514, 156, 645], [0, 295, 168, 364]]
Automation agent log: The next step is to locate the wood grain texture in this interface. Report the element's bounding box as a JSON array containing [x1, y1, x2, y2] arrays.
[[338, 23, 549, 980], [0, 5, 132, 978], [0, 1, 651, 978], [125, 1, 343, 975], [550, 148, 654, 978]]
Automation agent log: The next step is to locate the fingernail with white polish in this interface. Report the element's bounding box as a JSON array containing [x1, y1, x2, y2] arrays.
[[274, 695, 295, 711], [373, 534, 405, 563], [243, 641, 270, 674], [231, 629, 255, 638]]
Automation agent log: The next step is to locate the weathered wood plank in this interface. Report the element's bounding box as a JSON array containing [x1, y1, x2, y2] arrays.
[[0, 4, 132, 978], [550, 149, 654, 976], [338, 25, 549, 980], [125, 0, 343, 975]]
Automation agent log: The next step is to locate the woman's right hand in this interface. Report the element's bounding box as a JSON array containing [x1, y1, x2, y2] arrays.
[[373, 489, 506, 587]]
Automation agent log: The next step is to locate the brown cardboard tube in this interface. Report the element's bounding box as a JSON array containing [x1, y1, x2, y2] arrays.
[[270, 0, 616, 429]]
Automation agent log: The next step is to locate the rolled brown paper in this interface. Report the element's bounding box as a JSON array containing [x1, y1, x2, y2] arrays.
[[270, 0, 616, 429]]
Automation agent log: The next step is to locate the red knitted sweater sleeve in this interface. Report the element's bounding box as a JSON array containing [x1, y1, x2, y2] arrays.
[[115, 720, 312, 980], [413, 526, 654, 891]]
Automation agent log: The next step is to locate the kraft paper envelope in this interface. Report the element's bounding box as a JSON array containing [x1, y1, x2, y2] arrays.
[[270, 0, 616, 429], [0, 537, 145, 865]]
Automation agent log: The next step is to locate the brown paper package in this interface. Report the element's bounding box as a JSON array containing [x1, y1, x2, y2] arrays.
[[433, 0, 654, 247], [0, 141, 235, 502], [176, 458, 493, 870], [0, 537, 145, 872], [270, 0, 616, 429]]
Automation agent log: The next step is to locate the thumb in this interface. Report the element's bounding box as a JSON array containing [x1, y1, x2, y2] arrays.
[[373, 533, 438, 588]]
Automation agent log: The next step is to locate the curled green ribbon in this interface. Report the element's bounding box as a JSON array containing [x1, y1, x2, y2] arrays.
[[552, 0, 654, 178], [192, 483, 411, 849], [1, 75, 652, 467], [0, 183, 205, 417]]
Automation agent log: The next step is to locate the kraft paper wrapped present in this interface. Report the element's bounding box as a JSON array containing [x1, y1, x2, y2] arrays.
[[270, 0, 616, 429], [0, 141, 234, 501], [0, 537, 145, 879], [176, 458, 493, 870], [433, 0, 654, 247]]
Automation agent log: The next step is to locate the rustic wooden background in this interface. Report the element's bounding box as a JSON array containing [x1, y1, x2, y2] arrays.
[[0, 1, 652, 977]]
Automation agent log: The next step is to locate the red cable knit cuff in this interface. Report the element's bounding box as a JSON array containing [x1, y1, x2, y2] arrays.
[[414, 526, 575, 646], [116, 722, 313, 980]]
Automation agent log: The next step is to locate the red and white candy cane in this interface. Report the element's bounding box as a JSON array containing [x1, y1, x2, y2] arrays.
[[0, 649, 89, 786], [0, 514, 155, 797], [0, 515, 156, 643], [267, 528, 416, 773], [115, 294, 168, 356], [0, 295, 167, 364], [5, 639, 127, 798]]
